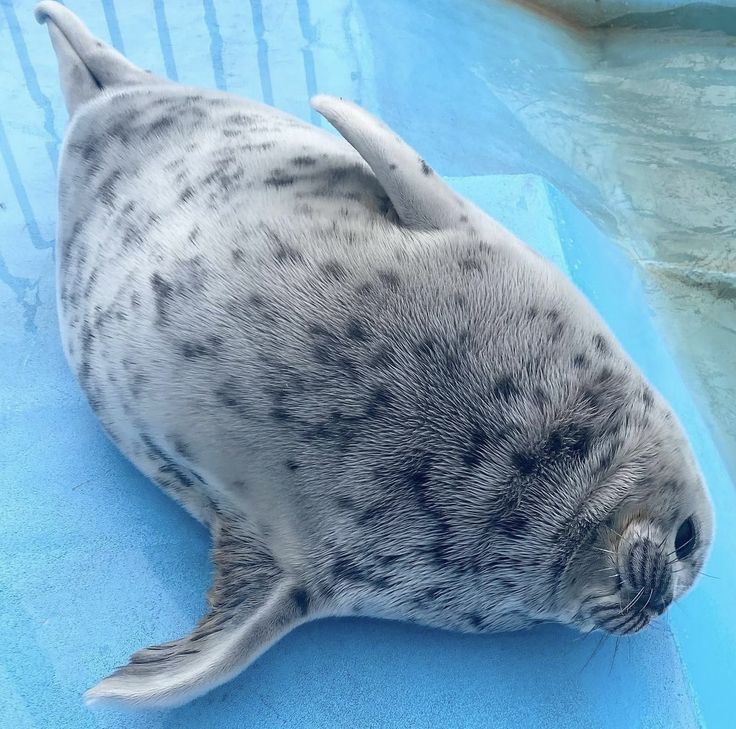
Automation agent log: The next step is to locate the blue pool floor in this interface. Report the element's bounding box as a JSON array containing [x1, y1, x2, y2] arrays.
[[1, 1, 735, 727]]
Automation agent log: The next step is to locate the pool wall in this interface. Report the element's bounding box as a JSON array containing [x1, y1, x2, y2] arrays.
[[526, 0, 736, 26]]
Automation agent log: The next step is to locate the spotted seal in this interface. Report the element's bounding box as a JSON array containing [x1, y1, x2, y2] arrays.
[[35, 0, 714, 709]]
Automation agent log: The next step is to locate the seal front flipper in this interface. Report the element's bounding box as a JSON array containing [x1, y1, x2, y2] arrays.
[[84, 522, 314, 708], [35, 1, 168, 115], [311, 94, 502, 234]]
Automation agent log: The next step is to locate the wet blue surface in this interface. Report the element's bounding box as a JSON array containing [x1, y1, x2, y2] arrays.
[[1, 1, 734, 727]]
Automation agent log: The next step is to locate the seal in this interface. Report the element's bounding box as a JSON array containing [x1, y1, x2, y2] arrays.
[[36, 1, 714, 709]]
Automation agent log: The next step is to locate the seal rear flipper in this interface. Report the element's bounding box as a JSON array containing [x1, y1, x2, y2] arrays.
[[84, 523, 313, 709], [35, 1, 168, 115]]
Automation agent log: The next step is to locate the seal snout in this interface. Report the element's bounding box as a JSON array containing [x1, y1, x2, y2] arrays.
[[580, 522, 677, 636], [589, 525, 675, 634], [619, 532, 674, 616]]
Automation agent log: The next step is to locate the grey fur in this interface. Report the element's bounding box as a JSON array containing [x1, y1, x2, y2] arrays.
[[36, 0, 714, 710]]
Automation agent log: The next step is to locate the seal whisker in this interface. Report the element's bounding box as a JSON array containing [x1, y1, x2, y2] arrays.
[[621, 586, 646, 615], [637, 588, 654, 616], [593, 566, 619, 575], [609, 637, 620, 674], [580, 633, 608, 673], [694, 570, 718, 579]]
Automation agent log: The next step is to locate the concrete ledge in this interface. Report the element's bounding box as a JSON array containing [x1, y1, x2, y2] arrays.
[[522, 0, 736, 27]]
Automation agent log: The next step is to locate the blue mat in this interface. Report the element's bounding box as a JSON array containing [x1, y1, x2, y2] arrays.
[[1, 1, 734, 727]]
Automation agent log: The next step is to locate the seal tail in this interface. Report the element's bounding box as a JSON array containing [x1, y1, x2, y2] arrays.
[[84, 522, 314, 709], [35, 1, 166, 115]]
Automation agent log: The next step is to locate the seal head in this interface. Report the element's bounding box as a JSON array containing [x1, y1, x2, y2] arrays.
[[555, 408, 713, 635]]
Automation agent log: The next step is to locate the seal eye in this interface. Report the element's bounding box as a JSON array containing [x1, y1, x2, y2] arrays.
[[675, 517, 696, 561]]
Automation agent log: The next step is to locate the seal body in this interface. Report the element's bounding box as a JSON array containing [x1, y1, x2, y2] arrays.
[[36, 0, 714, 709]]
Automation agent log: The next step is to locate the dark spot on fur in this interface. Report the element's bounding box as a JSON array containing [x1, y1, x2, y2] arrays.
[[389, 163, 397, 171], [365, 386, 393, 418], [141, 433, 196, 489], [415, 336, 436, 358], [320, 260, 347, 280], [99, 169, 122, 207], [458, 256, 483, 273], [228, 112, 258, 126], [370, 344, 394, 369], [420, 159, 432, 175], [215, 380, 249, 417], [642, 388, 654, 408], [512, 451, 539, 476], [493, 375, 519, 401], [497, 513, 529, 539], [248, 294, 266, 308], [232, 248, 245, 263], [593, 334, 610, 354], [179, 186, 195, 204], [466, 613, 485, 630], [596, 449, 614, 474], [401, 452, 434, 510], [545, 430, 565, 458], [264, 170, 295, 187], [150, 273, 173, 327], [145, 115, 176, 138], [542, 423, 592, 461], [356, 281, 374, 296], [285, 459, 300, 471], [377, 269, 401, 289], [567, 425, 593, 458], [290, 587, 311, 616], [270, 407, 290, 421], [459, 215, 469, 223], [580, 386, 603, 410], [180, 337, 222, 359], [292, 155, 317, 167], [357, 503, 388, 525], [597, 367, 613, 383], [573, 353, 589, 369], [346, 318, 370, 342], [528, 307, 539, 319], [172, 437, 194, 461], [335, 495, 357, 511], [453, 292, 467, 309], [274, 243, 303, 264], [463, 428, 488, 468], [332, 555, 364, 582]]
